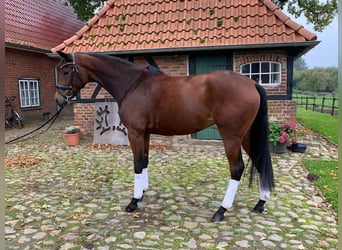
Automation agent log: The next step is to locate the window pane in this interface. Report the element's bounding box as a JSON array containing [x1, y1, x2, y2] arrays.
[[251, 63, 260, 73], [271, 63, 280, 73], [261, 74, 269, 83], [241, 64, 250, 74], [251, 74, 259, 82], [19, 80, 27, 107], [261, 62, 269, 73], [271, 73, 280, 83]]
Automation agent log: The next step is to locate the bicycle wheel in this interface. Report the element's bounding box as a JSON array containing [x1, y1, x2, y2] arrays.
[[11, 110, 24, 128], [5, 110, 13, 128], [5, 117, 10, 128]]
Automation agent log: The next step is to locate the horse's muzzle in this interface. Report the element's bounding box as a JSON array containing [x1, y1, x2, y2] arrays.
[[55, 91, 68, 108]]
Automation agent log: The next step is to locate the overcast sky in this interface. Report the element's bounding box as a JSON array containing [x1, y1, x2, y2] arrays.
[[287, 13, 338, 68]]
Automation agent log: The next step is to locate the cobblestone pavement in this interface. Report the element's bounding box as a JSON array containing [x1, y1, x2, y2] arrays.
[[5, 118, 338, 249]]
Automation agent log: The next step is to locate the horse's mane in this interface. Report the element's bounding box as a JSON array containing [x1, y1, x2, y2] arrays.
[[146, 65, 165, 75], [88, 52, 136, 67], [87, 52, 165, 75]]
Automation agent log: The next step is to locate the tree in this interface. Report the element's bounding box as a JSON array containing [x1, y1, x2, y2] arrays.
[[294, 67, 338, 93], [64, 0, 105, 22], [273, 0, 337, 32], [294, 57, 308, 71], [65, 0, 337, 32]]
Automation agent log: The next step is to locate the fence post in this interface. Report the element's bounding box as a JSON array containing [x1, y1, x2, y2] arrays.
[[321, 97, 325, 113], [312, 97, 316, 111], [332, 97, 336, 115]]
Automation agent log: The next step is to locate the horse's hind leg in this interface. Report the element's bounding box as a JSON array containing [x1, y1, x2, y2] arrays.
[[212, 137, 245, 222], [242, 138, 270, 213], [125, 132, 150, 213], [252, 175, 270, 213]]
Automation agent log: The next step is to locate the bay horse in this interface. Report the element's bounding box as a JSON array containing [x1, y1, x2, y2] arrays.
[[54, 51, 274, 222]]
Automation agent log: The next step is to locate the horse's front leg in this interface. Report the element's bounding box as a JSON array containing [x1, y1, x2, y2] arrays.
[[125, 132, 150, 213], [141, 133, 150, 192]]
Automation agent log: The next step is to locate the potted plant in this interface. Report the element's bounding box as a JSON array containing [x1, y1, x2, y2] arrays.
[[268, 120, 296, 153], [289, 125, 307, 153], [64, 125, 81, 146], [290, 139, 307, 153]]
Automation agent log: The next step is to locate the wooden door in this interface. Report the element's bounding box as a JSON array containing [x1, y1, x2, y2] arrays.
[[191, 54, 232, 140]]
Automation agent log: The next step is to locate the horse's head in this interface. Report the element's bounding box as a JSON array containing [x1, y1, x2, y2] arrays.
[[54, 51, 86, 107]]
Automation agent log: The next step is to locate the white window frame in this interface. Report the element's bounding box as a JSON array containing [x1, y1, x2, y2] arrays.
[[18, 78, 41, 108], [240, 61, 281, 86]]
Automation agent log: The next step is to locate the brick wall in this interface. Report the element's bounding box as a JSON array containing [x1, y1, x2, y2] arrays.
[[74, 103, 95, 132], [5, 48, 74, 121], [74, 82, 97, 130], [74, 53, 296, 133], [134, 55, 188, 76], [268, 100, 296, 121]]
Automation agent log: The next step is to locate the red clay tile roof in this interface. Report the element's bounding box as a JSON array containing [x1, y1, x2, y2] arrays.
[[52, 0, 317, 54], [5, 0, 84, 51]]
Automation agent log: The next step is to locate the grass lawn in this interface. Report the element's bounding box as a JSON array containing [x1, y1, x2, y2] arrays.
[[296, 107, 338, 213], [296, 107, 338, 144], [302, 159, 338, 213]]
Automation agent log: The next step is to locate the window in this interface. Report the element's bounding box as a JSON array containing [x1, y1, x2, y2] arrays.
[[240, 61, 281, 86], [18, 78, 41, 108]]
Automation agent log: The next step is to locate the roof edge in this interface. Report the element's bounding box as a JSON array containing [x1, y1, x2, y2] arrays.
[[76, 41, 320, 56], [6, 42, 51, 54], [261, 0, 317, 41], [51, 0, 116, 53]]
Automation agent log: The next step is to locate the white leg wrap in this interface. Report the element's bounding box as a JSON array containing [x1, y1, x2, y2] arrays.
[[142, 168, 149, 191], [134, 174, 144, 199], [259, 186, 270, 200], [259, 176, 270, 200], [221, 179, 240, 209]]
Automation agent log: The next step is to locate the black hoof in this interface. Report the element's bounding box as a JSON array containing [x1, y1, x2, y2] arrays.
[[252, 206, 264, 213], [252, 200, 266, 213], [211, 206, 227, 222], [125, 198, 139, 212]]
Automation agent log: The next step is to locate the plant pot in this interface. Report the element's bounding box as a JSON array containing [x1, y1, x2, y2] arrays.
[[291, 143, 307, 153], [269, 142, 286, 154], [64, 133, 80, 146]]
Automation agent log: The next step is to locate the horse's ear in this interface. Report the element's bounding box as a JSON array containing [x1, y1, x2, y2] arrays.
[[57, 51, 69, 60]]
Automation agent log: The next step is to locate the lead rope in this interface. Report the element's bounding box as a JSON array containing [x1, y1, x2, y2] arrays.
[[5, 103, 66, 144]]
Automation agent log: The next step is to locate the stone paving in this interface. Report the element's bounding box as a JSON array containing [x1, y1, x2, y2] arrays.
[[4, 118, 338, 249]]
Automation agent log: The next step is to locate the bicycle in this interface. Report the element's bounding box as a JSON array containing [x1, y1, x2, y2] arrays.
[[5, 96, 24, 128]]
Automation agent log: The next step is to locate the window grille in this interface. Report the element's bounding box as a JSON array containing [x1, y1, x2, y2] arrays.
[[18, 79, 41, 108], [240, 61, 281, 86]]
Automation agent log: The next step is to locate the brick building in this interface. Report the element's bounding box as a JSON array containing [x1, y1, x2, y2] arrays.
[[5, 0, 83, 121], [52, 0, 318, 140]]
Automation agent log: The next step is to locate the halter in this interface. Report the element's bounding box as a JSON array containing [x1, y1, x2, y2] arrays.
[[55, 53, 84, 101]]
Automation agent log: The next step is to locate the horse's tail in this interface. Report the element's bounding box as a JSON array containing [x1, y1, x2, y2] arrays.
[[248, 84, 274, 191]]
